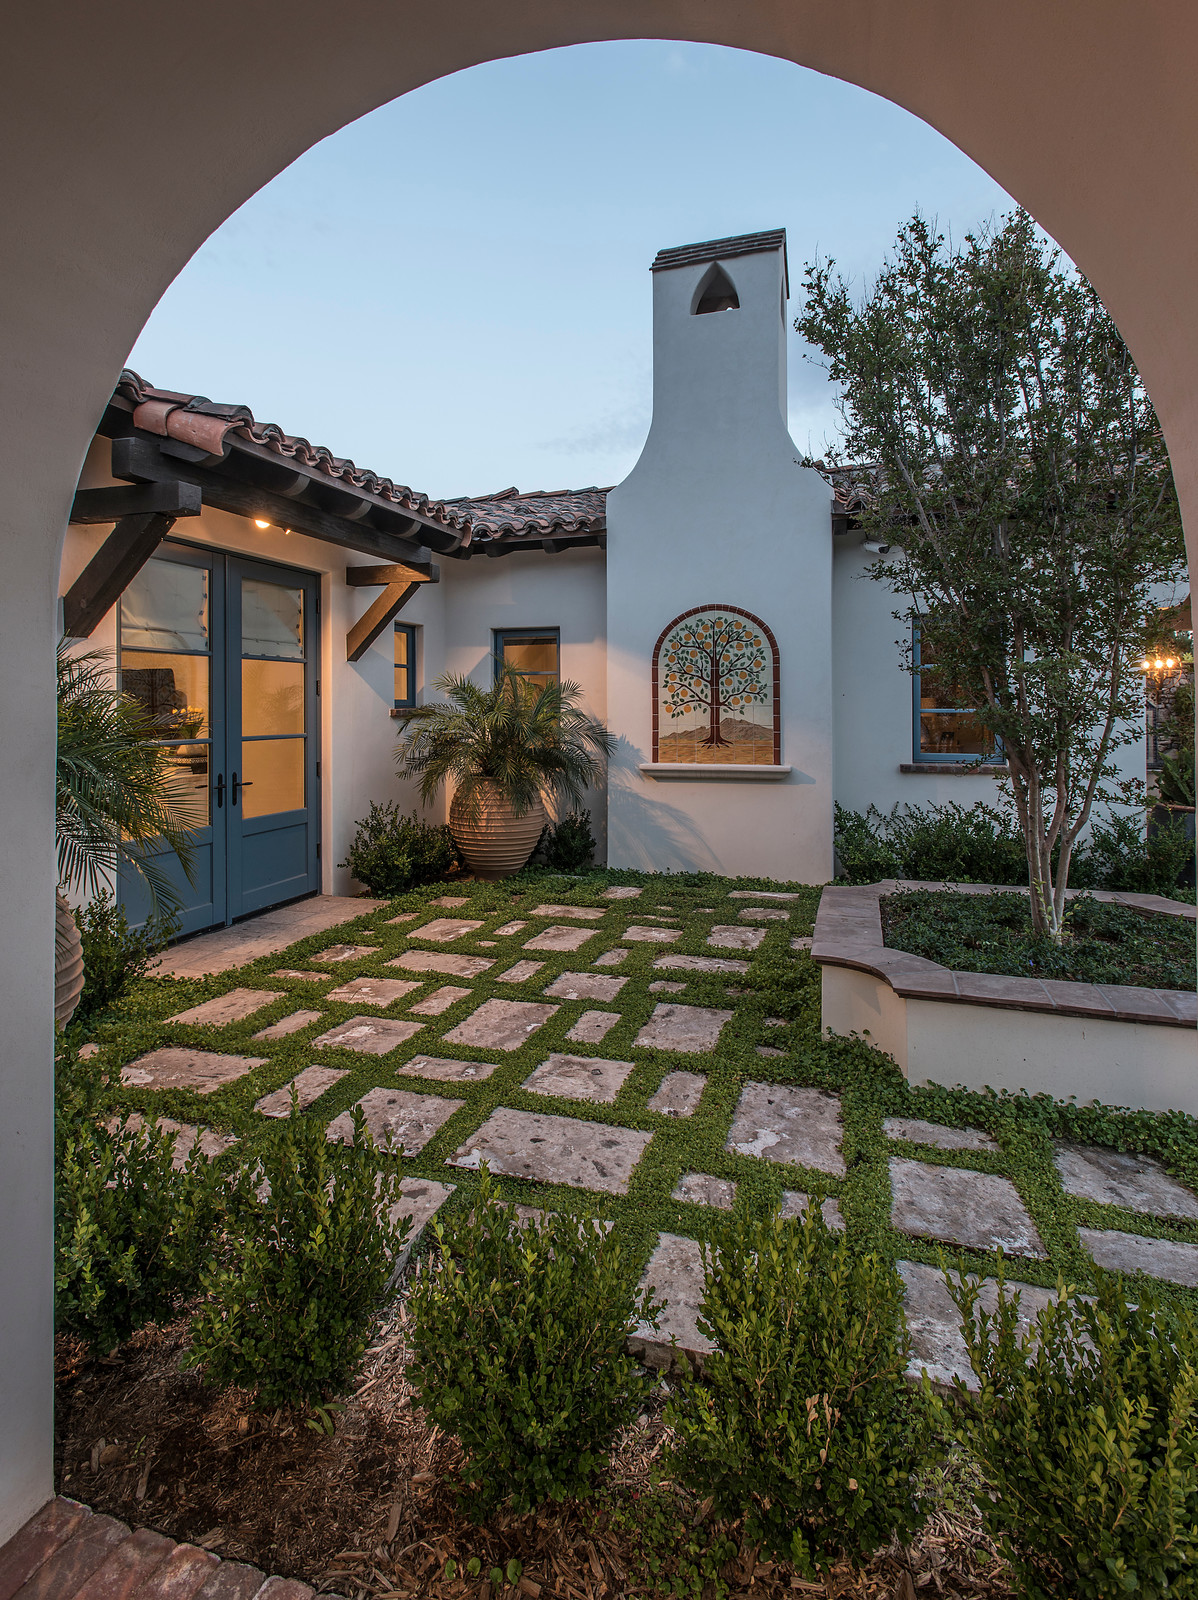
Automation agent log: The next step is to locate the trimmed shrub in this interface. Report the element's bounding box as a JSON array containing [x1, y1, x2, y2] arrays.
[[339, 801, 456, 897], [666, 1204, 939, 1578], [948, 1268, 1198, 1599], [1085, 808, 1193, 895], [74, 889, 172, 1021], [405, 1169, 659, 1516], [542, 809, 596, 871], [185, 1107, 410, 1409]]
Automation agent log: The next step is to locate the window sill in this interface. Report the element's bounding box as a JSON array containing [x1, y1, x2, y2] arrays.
[[390, 707, 419, 720], [639, 762, 792, 781], [899, 762, 1009, 776]]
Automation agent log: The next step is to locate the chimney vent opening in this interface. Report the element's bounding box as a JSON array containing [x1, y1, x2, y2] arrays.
[[692, 263, 740, 315]]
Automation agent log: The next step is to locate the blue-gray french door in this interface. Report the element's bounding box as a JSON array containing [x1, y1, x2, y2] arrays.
[[118, 542, 320, 934]]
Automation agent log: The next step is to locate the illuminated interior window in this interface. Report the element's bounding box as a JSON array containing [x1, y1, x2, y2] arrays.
[[395, 622, 417, 708]]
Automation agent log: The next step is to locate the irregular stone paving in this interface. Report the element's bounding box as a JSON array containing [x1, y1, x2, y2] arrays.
[[271, 969, 334, 981], [167, 988, 284, 1026], [630, 1234, 714, 1371], [647, 1071, 706, 1117], [728, 889, 798, 900], [448, 1107, 652, 1194], [738, 907, 790, 921], [673, 1173, 737, 1210], [602, 885, 642, 898], [726, 1082, 846, 1176], [429, 896, 469, 907], [386, 1177, 456, 1266], [654, 952, 749, 975], [522, 1052, 635, 1104], [649, 980, 686, 993], [566, 1009, 622, 1044], [311, 1015, 424, 1055], [325, 976, 421, 1007], [890, 1157, 1046, 1257], [409, 984, 471, 1016], [781, 1191, 844, 1230], [397, 1055, 497, 1083], [327, 1087, 464, 1154], [313, 943, 377, 963], [529, 904, 605, 920], [899, 1261, 1057, 1389], [544, 971, 628, 1002], [112, 1113, 237, 1168], [523, 924, 596, 952], [386, 911, 419, 925], [791, 936, 813, 951], [254, 1065, 348, 1117], [1054, 1142, 1198, 1217], [495, 960, 545, 983], [623, 924, 683, 943], [412, 918, 483, 942], [121, 1047, 263, 1094], [707, 925, 766, 950], [389, 949, 494, 978], [635, 1002, 734, 1053], [493, 921, 527, 936], [442, 997, 557, 1050], [884, 1116, 998, 1153], [1079, 1226, 1198, 1286], [252, 1009, 323, 1040], [593, 949, 627, 966]]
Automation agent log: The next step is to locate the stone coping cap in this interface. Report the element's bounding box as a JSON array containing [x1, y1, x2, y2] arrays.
[[812, 881, 1197, 1028]]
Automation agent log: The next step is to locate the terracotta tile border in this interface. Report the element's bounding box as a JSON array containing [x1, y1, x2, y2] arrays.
[[811, 880, 1197, 1028]]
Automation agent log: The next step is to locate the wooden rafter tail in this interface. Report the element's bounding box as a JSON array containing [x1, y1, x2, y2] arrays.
[[61, 511, 178, 639]]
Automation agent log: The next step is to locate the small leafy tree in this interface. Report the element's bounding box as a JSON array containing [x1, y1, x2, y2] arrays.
[[798, 212, 1186, 936]]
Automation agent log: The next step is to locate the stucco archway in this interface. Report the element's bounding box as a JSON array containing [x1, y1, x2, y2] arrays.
[[6, 0, 1198, 1536]]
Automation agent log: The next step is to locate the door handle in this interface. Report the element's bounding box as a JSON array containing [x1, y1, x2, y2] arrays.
[[214, 773, 224, 809], [231, 772, 254, 806]]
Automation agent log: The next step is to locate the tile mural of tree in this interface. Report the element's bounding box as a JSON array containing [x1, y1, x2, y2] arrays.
[[653, 607, 779, 765]]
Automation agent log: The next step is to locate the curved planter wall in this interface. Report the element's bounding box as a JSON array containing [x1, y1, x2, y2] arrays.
[[812, 881, 1198, 1115]]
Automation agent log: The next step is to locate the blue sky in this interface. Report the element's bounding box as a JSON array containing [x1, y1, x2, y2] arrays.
[[128, 41, 1016, 499]]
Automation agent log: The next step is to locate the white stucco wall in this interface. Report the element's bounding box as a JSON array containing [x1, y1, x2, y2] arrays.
[[606, 239, 835, 881]]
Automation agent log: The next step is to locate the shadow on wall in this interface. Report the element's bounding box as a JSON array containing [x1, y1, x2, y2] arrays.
[[607, 750, 722, 872]]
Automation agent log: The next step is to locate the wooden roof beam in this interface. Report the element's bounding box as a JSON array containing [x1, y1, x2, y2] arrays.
[[344, 561, 438, 663]]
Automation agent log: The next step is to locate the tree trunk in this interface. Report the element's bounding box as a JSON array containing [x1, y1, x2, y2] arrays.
[[701, 651, 729, 747]]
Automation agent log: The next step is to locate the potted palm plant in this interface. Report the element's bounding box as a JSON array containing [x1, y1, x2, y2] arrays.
[[396, 664, 614, 877], [55, 645, 201, 1024]]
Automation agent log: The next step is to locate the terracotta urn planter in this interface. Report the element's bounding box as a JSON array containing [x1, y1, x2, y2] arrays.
[[449, 782, 546, 877], [54, 892, 85, 1027]]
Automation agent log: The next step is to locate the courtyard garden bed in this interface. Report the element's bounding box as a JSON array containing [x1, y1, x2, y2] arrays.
[[56, 866, 1198, 1596]]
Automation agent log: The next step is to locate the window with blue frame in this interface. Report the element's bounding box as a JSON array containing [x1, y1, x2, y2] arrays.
[[394, 623, 417, 708], [912, 624, 997, 761], [494, 627, 559, 691]]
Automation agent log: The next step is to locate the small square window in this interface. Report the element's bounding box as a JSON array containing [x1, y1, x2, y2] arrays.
[[495, 628, 560, 692], [395, 623, 417, 708]]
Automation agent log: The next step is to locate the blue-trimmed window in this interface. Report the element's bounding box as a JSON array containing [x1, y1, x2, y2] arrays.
[[394, 623, 417, 709], [913, 624, 997, 762], [494, 627, 559, 692]]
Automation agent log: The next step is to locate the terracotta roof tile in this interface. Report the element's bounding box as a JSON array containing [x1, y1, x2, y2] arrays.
[[444, 485, 610, 540]]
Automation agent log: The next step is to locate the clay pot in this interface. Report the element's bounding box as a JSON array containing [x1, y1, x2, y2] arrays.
[[55, 892, 85, 1026], [449, 782, 546, 877]]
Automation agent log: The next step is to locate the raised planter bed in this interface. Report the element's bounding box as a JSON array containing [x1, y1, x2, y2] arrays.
[[812, 880, 1198, 1114]]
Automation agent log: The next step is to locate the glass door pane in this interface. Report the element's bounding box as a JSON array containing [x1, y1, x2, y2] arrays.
[[240, 580, 305, 818]]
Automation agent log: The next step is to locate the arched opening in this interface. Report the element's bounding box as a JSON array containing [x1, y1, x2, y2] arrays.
[[692, 263, 740, 314]]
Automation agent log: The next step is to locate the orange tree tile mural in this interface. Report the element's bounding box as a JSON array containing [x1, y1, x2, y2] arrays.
[[652, 606, 780, 765]]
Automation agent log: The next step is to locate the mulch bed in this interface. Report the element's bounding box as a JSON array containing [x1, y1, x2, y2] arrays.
[[55, 1308, 1015, 1600]]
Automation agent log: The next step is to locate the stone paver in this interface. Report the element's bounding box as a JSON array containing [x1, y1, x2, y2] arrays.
[[409, 984, 472, 1016], [638, 916, 680, 925], [389, 949, 494, 978], [780, 1190, 844, 1229], [890, 1157, 1046, 1257], [493, 920, 527, 936], [602, 885, 642, 899], [328, 1087, 464, 1153], [647, 1071, 706, 1117], [738, 908, 790, 922], [252, 1009, 324, 1040], [442, 997, 558, 1050], [726, 1082, 846, 1176], [271, 969, 334, 981], [430, 896, 470, 907], [707, 925, 767, 951], [1080, 1226, 1198, 1286], [311, 1015, 424, 1055], [524, 924, 597, 952], [673, 1172, 736, 1210], [121, 1047, 263, 1095], [386, 1177, 456, 1265], [566, 1009, 622, 1043], [494, 960, 545, 984], [594, 949, 627, 967], [522, 1052, 635, 1103], [623, 924, 683, 943], [899, 1260, 1057, 1389], [1054, 1142, 1198, 1218], [791, 936, 814, 951], [756, 1045, 785, 1058], [728, 890, 798, 901], [649, 980, 687, 993], [477, 940, 497, 948], [325, 976, 421, 1007], [544, 971, 628, 1002], [150, 893, 382, 978], [448, 1107, 651, 1194], [77, 1042, 99, 1059], [386, 911, 420, 925], [167, 988, 284, 1026], [654, 952, 750, 975], [629, 1233, 713, 1371], [313, 943, 378, 963], [412, 917, 484, 942], [111, 1113, 237, 1168], [884, 1116, 998, 1153], [397, 1054, 498, 1083], [530, 904, 605, 920], [254, 1065, 348, 1117], [635, 1002, 734, 1053]]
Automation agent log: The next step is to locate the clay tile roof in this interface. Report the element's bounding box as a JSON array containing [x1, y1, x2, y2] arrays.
[[651, 229, 789, 295], [444, 485, 611, 540]]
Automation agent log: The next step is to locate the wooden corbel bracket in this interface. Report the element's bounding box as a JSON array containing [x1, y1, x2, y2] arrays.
[[345, 559, 439, 662]]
